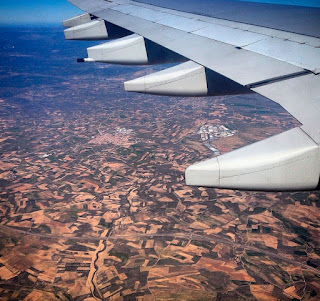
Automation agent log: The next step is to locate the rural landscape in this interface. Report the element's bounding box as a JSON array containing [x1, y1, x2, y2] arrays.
[[0, 26, 319, 300]]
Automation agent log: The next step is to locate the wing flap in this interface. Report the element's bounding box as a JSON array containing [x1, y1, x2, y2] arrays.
[[244, 38, 320, 73], [192, 24, 264, 48], [253, 73, 320, 143]]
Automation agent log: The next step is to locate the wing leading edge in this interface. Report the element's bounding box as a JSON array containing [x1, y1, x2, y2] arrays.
[[62, 0, 320, 191]]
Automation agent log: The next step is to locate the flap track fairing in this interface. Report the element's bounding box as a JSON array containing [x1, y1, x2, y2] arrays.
[[185, 127, 320, 191], [63, 13, 95, 28], [78, 34, 185, 65]]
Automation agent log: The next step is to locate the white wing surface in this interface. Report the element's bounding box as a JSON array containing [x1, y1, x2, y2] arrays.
[[63, 0, 320, 190]]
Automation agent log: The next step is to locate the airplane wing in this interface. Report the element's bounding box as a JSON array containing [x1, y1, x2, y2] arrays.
[[62, 0, 320, 191]]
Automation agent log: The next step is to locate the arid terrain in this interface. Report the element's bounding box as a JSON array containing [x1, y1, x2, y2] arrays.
[[0, 26, 319, 301]]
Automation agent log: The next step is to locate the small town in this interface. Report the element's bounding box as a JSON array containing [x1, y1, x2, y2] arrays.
[[198, 124, 238, 155]]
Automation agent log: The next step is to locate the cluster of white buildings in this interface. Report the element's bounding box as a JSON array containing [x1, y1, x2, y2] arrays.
[[198, 124, 237, 155], [198, 124, 237, 140], [116, 127, 134, 135]]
